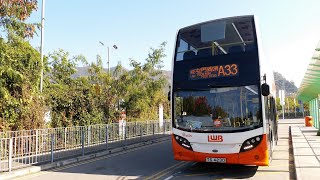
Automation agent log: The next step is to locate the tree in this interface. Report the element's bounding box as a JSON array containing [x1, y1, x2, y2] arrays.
[[45, 49, 103, 127], [0, 34, 45, 131], [0, 0, 38, 38], [121, 42, 169, 121]]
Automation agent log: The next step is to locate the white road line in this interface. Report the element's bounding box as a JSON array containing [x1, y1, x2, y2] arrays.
[[164, 175, 174, 180]]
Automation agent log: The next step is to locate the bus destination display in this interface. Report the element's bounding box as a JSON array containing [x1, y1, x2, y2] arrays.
[[189, 64, 238, 80]]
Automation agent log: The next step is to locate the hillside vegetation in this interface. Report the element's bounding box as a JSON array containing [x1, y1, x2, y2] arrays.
[[274, 72, 298, 96], [0, 2, 170, 131]]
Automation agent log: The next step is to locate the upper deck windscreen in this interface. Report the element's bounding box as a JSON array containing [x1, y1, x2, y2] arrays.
[[175, 16, 257, 61]]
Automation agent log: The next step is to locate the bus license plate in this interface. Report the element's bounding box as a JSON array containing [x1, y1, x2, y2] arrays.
[[206, 157, 226, 163]]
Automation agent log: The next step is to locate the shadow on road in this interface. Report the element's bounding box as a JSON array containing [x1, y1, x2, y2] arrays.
[[172, 162, 258, 179]]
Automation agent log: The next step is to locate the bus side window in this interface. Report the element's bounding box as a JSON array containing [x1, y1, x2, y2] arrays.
[[270, 98, 274, 121], [229, 45, 244, 54], [271, 98, 276, 121], [265, 98, 269, 120], [183, 51, 195, 60], [245, 44, 256, 52], [197, 48, 212, 58]]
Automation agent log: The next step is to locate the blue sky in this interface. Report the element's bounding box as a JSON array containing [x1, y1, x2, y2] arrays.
[[28, 0, 320, 86]]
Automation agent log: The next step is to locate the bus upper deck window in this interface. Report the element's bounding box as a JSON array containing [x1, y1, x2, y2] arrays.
[[183, 51, 195, 60], [201, 21, 226, 43]]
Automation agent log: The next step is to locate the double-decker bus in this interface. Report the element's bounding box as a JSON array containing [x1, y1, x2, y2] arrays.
[[170, 15, 277, 166]]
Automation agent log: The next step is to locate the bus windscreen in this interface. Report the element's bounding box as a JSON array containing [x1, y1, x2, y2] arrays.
[[173, 85, 262, 132]]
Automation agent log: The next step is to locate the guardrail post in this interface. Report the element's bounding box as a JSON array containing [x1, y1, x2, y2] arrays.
[[124, 125, 127, 147], [163, 121, 165, 136], [106, 125, 108, 150], [35, 130, 39, 162], [87, 126, 91, 146], [8, 138, 13, 172], [135, 122, 137, 137], [153, 123, 155, 139], [81, 128, 85, 156], [64, 127, 67, 149], [99, 126, 101, 144], [146, 121, 149, 135], [140, 124, 142, 141], [51, 134, 54, 163]]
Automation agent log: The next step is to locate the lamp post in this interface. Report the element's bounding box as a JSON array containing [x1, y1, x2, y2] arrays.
[[40, 0, 45, 93], [99, 41, 118, 74]]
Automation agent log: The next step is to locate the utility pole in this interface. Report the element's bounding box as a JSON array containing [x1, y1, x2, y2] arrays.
[[282, 78, 285, 120], [40, 0, 45, 93], [99, 42, 118, 74], [293, 97, 297, 117], [107, 46, 110, 74]]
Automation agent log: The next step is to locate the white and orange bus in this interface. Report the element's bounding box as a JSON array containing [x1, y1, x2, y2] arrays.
[[170, 15, 278, 166]]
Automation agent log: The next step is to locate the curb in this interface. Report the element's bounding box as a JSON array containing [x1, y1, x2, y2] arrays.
[[290, 126, 302, 180], [0, 136, 170, 180]]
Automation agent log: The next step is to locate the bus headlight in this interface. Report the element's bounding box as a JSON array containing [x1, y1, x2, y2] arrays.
[[174, 134, 193, 151], [240, 135, 263, 152]]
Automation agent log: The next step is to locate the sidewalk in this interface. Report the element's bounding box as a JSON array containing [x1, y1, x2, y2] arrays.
[[290, 120, 320, 180]]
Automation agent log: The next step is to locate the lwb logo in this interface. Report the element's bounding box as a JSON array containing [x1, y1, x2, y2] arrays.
[[208, 135, 223, 142]]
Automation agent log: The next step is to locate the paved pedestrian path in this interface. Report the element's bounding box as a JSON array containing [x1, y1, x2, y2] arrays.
[[291, 120, 320, 180]]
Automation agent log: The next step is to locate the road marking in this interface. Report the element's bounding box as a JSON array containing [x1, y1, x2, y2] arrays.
[[164, 175, 174, 180], [14, 140, 169, 180], [153, 162, 190, 180], [144, 161, 185, 180]]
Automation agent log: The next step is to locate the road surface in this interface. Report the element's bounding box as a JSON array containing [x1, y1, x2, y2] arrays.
[[15, 119, 301, 180]]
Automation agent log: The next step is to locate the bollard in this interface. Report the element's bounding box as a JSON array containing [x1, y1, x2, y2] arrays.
[[51, 134, 54, 163], [8, 138, 13, 172]]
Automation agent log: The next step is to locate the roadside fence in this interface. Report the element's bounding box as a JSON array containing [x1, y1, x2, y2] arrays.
[[0, 120, 171, 172]]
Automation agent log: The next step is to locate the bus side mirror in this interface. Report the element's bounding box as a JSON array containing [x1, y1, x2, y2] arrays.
[[168, 91, 171, 101], [261, 83, 270, 96]]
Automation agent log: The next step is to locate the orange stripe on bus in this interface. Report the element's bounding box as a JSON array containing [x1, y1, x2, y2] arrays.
[[171, 134, 269, 166], [171, 135, 195, 161], [238, 134, 269, 166]]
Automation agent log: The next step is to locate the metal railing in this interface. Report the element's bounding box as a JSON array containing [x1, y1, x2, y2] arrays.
[[0, 120, 171, 172]]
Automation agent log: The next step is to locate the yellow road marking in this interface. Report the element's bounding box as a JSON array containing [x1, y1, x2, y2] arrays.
[[14, 140, 168, 180], [153, 162, 190, 180], [144, 161, 186, 180]]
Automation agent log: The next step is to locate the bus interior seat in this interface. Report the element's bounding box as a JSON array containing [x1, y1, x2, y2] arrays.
[[183, 51, 195, 60], [245, 44, 256, 52], [197, 48, 212, 58], [229, 45, 244, 54]]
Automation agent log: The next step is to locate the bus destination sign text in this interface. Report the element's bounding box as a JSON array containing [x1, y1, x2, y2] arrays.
[[189, 64, 239, 80]]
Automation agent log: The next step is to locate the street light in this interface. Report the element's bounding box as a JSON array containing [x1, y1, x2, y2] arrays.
[[99, 41, 118, 74], [40, 0, 45, 93]]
